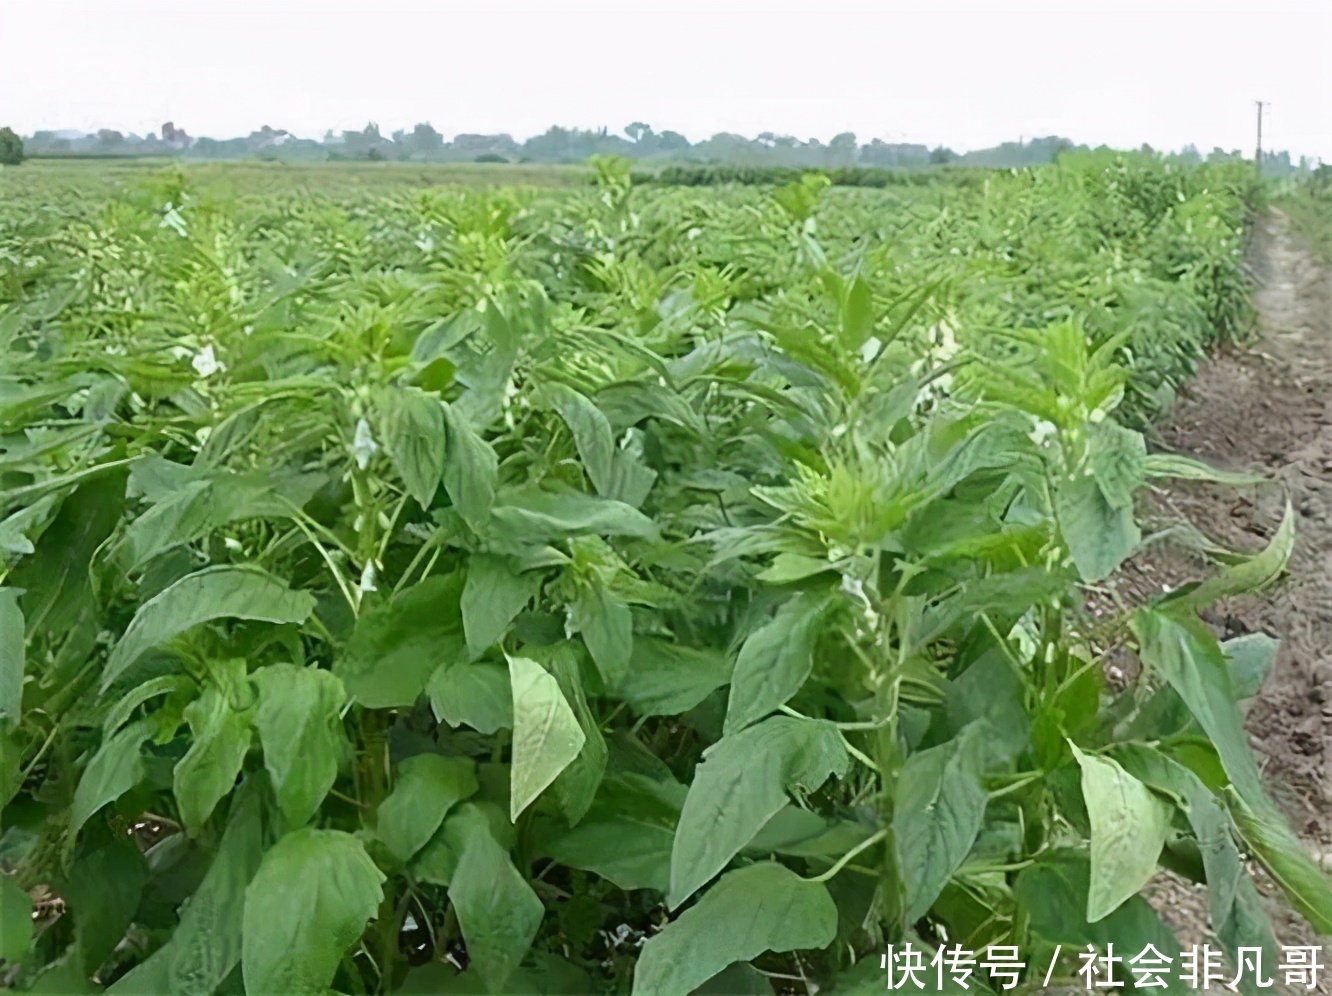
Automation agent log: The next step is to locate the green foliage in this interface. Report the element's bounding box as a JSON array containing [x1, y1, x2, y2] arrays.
[[0, 127, 22, 166], [0, 154, 1322, 995]]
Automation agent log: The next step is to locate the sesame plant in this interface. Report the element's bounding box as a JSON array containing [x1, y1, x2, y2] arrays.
[[0, 156, 1327, 996]]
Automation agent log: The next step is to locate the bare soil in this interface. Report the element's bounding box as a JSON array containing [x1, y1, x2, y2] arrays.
[[1118, 208, 1332, 988]]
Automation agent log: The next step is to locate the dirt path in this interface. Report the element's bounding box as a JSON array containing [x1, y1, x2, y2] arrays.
[[1124, 207, 1332, 982]]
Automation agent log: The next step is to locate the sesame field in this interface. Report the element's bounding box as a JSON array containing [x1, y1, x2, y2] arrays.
[[2, 154, 1329, 994]]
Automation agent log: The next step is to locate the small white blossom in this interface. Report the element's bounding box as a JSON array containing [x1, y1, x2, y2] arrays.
[[350, 418, 379, 470], [359, 562, 378, 594], [1028, 418, 1058, 447], [192, 343, 224, 378]]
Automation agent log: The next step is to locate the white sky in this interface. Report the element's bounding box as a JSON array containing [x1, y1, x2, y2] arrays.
[[3, 0, 1329, 159]]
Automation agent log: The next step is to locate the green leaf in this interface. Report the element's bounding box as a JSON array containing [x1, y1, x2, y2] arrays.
[[173, 659, 253, 834], [63, 839, 147, 972], [1229, 791, 1332, 934], [1110, 743, 1277, 989], [70, 720, 152, 843], [544, 774, 684, 892], [1143, 453, 1264, 487], [1055, 472, 1140, 582], [102, 566, 316, 690], [1222, 632, 1278, 701], [489, 486, 658, 547], [428, 661, 513, 734], [1087, 421, 1146, 509], [543, 646, 608, 825], [1167, 503, 1294, 612], [337, 572, 466, 708], [1071, 743, 1171, 922], [620, 639, 732, 718], [570, 586, 632, 691], [242, 828, 385, 995], [109, 785, 264, 996], [508, 656, 586, 821], [0, 587, 23, 724], [894, 722, 988, 922], [103, 674, 196, 739], [443, 402, 498, 533], [724, 591, 829, 735], [669, 716, 848, 909], [378, 386, 447, 509], [461, 555, 539, 658], [117, 459, 322, 571], [633, 863, 837, 996], [840, 275, 875, 348], [443, 803, 545, 993], [545, 383, 616, 496], [1131, 608, 1266, 810], [375, 754, 478, 864], [251, 664, 346, 828], [0, 871, 32, 965]]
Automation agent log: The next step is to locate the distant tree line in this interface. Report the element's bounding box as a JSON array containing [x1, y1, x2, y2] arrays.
[[11, 121, 1319, 177]]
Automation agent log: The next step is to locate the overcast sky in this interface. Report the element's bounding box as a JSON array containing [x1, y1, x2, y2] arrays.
[[3, 0, 1328, 159]]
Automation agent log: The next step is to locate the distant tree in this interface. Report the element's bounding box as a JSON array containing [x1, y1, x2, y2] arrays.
[[96, 129, 125, 150], [408, 122, 444, 157], [828, 131, 858, 168], [0, 127, 23, 165], [625, 121, 652, 144], [928, 146, 956, 165]]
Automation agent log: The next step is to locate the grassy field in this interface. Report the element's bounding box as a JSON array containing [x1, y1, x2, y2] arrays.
[[3, 155, 1327, 995]]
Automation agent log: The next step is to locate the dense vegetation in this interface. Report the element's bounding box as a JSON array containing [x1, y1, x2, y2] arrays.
[[1, 154, 1328, 995]]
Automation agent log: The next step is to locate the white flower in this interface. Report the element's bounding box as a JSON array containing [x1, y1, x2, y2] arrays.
[[1027, 418, 1058, 447], [192, 343, 224, 378], [359, 562, 378, 594], [350, 418, 379, 469]]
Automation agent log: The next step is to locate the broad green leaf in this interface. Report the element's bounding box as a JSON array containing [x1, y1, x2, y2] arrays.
[[0, 587, 23, 723], [461, 555, 539, 658], [1071, 743, 1171, 922], [620, 639, 731, 718], [378, 386, 446, 509], [634, 863, 837, 996], [444, 804, 545, 993], [489, 486, 658, 547], [1014, 849, 1181, 968], [442, 402, 498, 533], [570, 586, 632, 691], [545, 383, 616, 496], [1111, 743, 1277, 989], [840, 275, 875, 347], [412, 800, 513, 888], [428, 661, 512, 734], [1087, 421, 1146, 509], [509, 656, 586, 821], [1229, 791, 1332, 934], [70, 720, 152, 843], [0, 871, 32, 964], [102, 566, 316, 690], [1131, 608, 1266, 810], [63, 839, 147, 972], [1055, 472, 1140, 582], [1222, 632, 1278, 701], [724, 591, 830, 735], [894, 722, 988, 922], [117, 459, 322, 571], [544, 774, 684, 892], [669, 716, 848, 908], [173, 659, 253, 834], [242, 829, 385, 995], [544, 645, 608, 825], [375, 754, 478, 863], [337, 572, 466, 708], [109, 785, 264, 996], [252, 664, 346, 828]]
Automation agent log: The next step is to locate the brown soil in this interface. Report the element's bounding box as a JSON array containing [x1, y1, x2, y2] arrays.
[[1121, 208, 1332, 988]]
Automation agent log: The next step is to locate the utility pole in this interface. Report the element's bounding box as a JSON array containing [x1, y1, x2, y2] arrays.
[[1255, 100, 1269, 173]]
